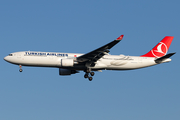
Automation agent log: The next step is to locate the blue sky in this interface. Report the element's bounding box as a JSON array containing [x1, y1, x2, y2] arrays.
[[0, 0, 180, 120]]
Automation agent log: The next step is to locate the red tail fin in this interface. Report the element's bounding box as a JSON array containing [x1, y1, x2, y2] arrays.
[[141, 36, 174, 58]]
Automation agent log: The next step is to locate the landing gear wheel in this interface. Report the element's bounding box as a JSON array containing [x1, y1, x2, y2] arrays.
[[86, 69, 90, 73], [88, 77, 93, 81], [84, 74, 88, 78], [90, 72, 95, 76], [19, 69, 23, 72]]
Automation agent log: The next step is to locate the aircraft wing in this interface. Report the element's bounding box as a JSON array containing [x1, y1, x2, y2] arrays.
[[77, 35, 124, 63]]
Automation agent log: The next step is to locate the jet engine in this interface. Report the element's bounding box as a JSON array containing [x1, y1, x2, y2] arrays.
[[61, 59, 74, 67], [59, 68, 78, 75]]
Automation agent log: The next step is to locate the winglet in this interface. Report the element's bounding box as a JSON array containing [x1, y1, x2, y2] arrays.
[[116, 35, 124, 40]]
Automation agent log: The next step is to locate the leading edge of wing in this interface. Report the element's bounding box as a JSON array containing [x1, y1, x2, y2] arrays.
[[77, 35, 124, 63]]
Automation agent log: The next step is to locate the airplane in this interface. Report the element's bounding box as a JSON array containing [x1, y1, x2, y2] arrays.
[[4, 35, 175, 81]]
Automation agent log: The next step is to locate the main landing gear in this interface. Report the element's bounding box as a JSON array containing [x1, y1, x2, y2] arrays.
[[19, 65, 23, 72], [84, 69, 95, 81]]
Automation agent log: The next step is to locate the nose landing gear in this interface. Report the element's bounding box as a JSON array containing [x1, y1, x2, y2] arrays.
[[19, 65, 23, 72]]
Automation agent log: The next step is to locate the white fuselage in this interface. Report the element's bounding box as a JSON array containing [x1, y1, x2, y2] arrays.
[[4, 51, 170, 71]]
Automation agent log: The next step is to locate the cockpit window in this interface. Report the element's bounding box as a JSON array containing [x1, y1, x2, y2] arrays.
[[8, 54, 13, 56]]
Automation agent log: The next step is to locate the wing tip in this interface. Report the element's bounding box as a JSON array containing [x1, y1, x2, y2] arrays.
[[116, 35, 124, 40]]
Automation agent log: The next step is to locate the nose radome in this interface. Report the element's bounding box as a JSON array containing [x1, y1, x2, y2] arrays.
[[4, 56, 8, 61], [4, 56, 10, 62]]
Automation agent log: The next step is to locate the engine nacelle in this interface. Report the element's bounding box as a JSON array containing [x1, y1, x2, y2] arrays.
[[59, 68, 78, 75], [61, 59, 74, 67]]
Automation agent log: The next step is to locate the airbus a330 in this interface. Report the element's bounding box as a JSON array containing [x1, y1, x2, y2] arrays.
[[4, 35, 175, 81]]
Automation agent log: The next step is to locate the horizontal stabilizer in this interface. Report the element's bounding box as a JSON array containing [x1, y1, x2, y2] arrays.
[[155, 52, 176, 64]]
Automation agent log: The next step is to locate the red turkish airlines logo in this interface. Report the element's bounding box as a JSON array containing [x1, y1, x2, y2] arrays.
[[151, 42, 167, 57]]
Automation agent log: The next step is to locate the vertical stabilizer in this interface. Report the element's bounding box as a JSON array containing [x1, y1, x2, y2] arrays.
[[141, 36, 174, 58]]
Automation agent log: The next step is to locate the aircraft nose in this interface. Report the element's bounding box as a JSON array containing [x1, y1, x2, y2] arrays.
[[4, 56, 8, 61], [4, 56, 9, 62]]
